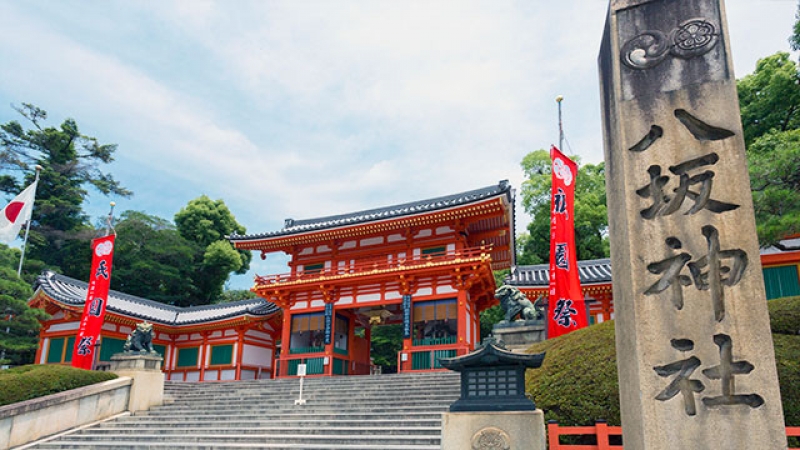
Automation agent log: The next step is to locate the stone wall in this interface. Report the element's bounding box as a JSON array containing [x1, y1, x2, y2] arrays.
[[0, 377, 132, 449]]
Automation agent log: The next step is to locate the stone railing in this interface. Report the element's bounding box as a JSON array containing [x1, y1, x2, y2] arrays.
[[0, 377, 132, 449]]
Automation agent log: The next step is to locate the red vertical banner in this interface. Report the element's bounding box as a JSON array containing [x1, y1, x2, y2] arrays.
[[548, 146, 588, 338], [71, 234, 115, 370]]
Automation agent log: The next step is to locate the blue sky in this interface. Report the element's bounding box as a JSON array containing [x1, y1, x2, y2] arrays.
[[0, 1, 796, 290]]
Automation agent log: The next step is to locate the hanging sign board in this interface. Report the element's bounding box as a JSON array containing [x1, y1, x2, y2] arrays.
[[402, 295, 412, 338]]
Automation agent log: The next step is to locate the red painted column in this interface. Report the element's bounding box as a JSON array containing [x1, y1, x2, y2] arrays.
[[199, 331, 209, 381], [235, 327, 245, 380], [280, 310, 291, 378], [457, 289, 468, 355]]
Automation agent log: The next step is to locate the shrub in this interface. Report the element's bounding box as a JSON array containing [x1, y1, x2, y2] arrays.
[[774, 333, 800, 426], [768, 295, 800, 335], [0, 365, 117, 407], [524, 320, 620, 426], [524, 317, 800, 426]]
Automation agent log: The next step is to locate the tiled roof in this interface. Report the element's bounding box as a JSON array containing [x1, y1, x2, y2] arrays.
[[505, 258, 613, 287], [33, 271, 279, 326], [229, 180, 513, 241], [760, 237, 800, 255]]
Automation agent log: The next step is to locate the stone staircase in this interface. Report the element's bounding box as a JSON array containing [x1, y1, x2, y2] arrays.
[[26, 371, 461, 449]]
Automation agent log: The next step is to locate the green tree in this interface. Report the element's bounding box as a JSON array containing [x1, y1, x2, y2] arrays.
[[214, 289, 258, 304], [737, 52, 800, 247], [518, 150, 609, 264], [738, 53, 800, 147], [746, 129, 800, 246], [111, 211, 201, 306], [0, 104, 131, 279], [370, 324, 402, 373], [0, 245, 48, 366], [174, 195, 251, 304]]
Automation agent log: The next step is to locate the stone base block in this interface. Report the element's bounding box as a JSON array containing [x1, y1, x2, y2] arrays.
[[492, 322, 546, 351], [110, 353, 164, 413], [110, 353, 163, 371], [442, 409, 546, 450]]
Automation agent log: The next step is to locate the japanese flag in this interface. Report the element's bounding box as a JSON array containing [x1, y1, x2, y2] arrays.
[[0, 181, 37, 245]]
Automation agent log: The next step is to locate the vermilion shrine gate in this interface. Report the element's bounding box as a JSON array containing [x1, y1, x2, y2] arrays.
[[229, 181, 515, 377]]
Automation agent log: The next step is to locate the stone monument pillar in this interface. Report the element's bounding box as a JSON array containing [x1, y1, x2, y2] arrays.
[[599, 1, 787, 449]]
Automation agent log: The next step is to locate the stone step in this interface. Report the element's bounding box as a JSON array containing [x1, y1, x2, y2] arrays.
[[28, 372, 459, 449], [30, 433, 440, 446], [118, 412, 444, 422], [162, 385, 460, 396], [74, 426, 441, 436], [149, 397, 458, 408], [96, 418, 442, 428], [163, 384, 459, 397], [33, 442, 441, 450], [139, 407, 449, 418], [160, 390, 459, 399]]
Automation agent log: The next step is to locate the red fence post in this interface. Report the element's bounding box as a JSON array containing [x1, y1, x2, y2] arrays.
[[548, 420, 560, 450], [596, 419, 610, 450], [787, 426, 800, 450]]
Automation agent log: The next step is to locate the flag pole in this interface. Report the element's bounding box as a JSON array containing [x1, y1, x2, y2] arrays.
[[17, 165, 42, 277], [556, 95, 564, 151], [105, 202, 116, 236]]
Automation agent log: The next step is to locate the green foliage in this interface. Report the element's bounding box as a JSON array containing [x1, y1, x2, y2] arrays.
[[793, 4, 800, 52], [747, 129, 800, 245], [214, 289, 258, 304], [736, 53, 800, 245], [174, 195, 250, 274], [0, 364, 117, 407], [0, 245, 49, 366], [172, 195, 251, 304], [524, 307, 800, 426], [773, 333, 800, 427], [197, 240, 244, 303], [518, 150, 609, 264], [112, 203, 249, 306], [769, 296, 800, 336], [111, 211, 202, 306], [0, 103, 131, 280], [479, 305, 504, 341], [525, 320, 621, 426], [370, 324, 402, 373], [738, 53, 800, 147]]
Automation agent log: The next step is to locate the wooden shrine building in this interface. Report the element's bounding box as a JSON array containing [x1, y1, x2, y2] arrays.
[[30, 271, 281, 381], [229, 181, 516, 377]]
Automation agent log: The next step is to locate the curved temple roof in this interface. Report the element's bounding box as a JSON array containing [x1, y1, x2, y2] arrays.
[[33, 271, 279, 326], [229, 180, 513, 242], [505, 258, 613, 287]]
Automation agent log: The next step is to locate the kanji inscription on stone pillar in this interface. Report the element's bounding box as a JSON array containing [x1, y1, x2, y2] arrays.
[[599, 1, 787, 449]]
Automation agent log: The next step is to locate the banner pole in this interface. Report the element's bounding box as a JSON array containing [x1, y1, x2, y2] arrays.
[[105, 202, 116, 236], [556, 95, 564, 152], [17, 165, 42, 277]]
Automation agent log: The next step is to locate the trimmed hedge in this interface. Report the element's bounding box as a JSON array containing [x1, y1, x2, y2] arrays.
[[774, 333, 800, 426], [524, 320, 621, 426], [769, 295, 800, 335], [525, 312, 800, 426], [0, 365, 117, 407]]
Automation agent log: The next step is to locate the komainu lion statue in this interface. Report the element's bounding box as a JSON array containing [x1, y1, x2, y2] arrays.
[[495, 285, 543, 323], [123, 321, 157, 354]]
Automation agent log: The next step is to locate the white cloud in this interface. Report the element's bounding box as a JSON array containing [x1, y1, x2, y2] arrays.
[[0, 0, 797, 290]]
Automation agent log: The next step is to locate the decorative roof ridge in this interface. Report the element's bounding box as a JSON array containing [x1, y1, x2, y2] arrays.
[[506, 258, 613, 287], [512, 258, 612, 271], [229, 180, 512, 241], [33, 270, 278, 325]]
